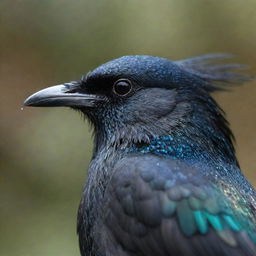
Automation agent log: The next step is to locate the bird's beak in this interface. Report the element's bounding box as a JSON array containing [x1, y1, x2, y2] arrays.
[[24, 83, 103, 107]]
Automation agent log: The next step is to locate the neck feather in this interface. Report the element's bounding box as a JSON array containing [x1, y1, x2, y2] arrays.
[[92, 92, 238, 166]]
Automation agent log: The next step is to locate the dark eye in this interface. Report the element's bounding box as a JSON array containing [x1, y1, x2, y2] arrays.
[[113, 79, 132, 96]]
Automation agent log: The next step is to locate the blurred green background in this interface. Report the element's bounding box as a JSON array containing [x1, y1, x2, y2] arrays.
[[1, 0, 255, 255]]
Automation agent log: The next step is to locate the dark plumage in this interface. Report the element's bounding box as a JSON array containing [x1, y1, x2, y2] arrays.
[[24, 54, 256, 256]]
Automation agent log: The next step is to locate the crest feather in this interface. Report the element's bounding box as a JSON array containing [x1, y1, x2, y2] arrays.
[[176, 54, 254, 91]]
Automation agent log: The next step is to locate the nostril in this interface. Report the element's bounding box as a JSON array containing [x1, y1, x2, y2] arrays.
[[64, 81, 81, 93]]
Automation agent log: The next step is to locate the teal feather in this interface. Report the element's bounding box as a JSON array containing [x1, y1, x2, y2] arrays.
[[222, 214, 241, 231], [162, 184, 255, 246], [205, 212, 223, 231], [194, 210, 208, 234], [177, 200, 197, 236]]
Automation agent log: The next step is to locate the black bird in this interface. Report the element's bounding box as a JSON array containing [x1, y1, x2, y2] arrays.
[[24, 54, 256, 256]]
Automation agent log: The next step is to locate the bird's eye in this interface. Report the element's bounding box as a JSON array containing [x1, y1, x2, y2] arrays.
[[113, 79, 132, 96]]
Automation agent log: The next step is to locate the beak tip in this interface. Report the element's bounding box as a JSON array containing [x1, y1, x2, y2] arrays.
[[23, 95, 35, 106], [23, 84, 69, 107], [23, 99, 30, 106]]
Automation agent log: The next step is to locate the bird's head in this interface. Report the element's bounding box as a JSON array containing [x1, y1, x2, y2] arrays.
[[24, 55, 252, 153]]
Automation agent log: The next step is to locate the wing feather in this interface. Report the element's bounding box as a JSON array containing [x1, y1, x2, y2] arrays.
[[103, 155, 256, 256]]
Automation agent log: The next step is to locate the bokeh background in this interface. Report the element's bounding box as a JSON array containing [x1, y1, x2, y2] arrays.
[[1, 0, 256, 255]]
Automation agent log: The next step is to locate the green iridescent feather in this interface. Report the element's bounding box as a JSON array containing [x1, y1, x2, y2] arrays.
[[160, 183, 255, 246]]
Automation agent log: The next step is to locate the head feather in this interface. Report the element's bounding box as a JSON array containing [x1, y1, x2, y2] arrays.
[[176, 54, 254, 91]]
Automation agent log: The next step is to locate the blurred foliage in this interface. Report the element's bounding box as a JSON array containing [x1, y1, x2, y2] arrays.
[[0, 0, 255, 255]]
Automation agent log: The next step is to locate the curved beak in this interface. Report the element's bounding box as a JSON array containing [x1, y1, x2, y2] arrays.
[[24, 83, 103, 107]]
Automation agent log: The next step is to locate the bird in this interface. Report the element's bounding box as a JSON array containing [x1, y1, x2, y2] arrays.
[[24, 54, 256, 256]]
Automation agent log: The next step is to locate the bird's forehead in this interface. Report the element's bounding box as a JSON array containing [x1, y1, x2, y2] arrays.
[[88, 55, 174, 80]]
